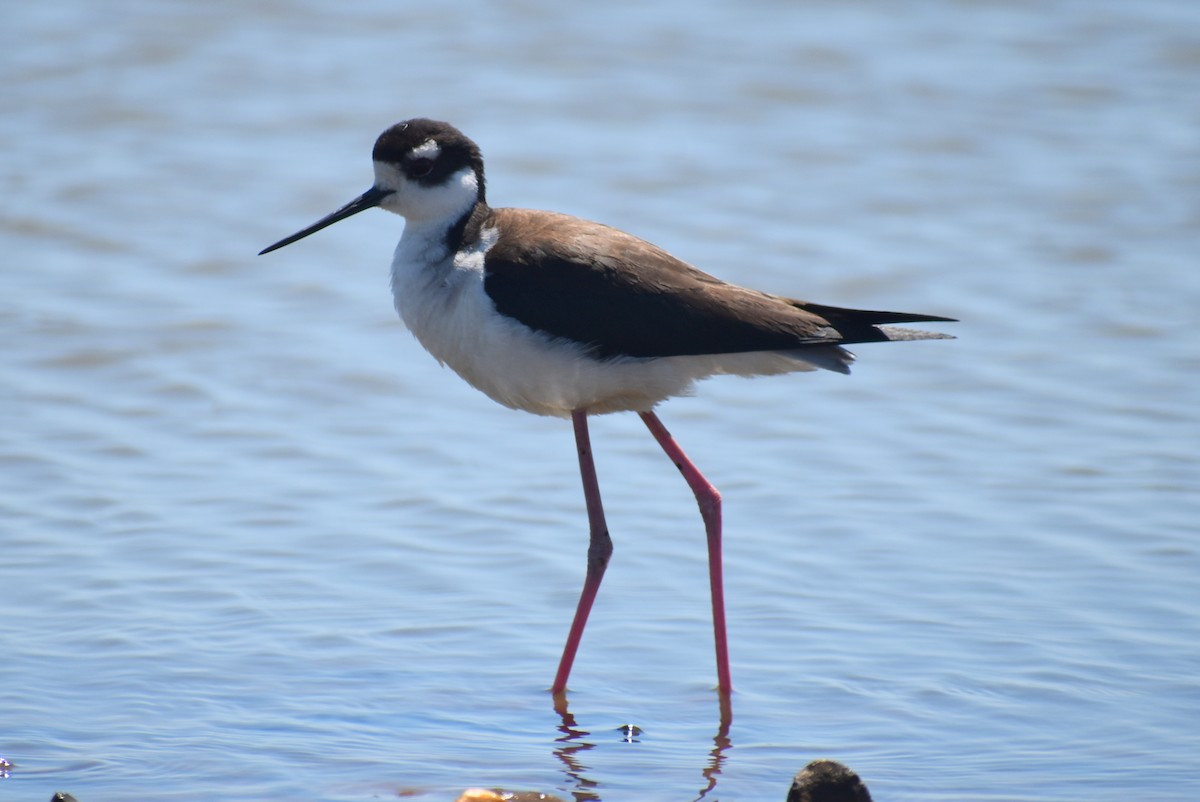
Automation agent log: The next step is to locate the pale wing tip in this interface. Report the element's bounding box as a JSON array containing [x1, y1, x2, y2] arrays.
[[876, 325, 957, 342]]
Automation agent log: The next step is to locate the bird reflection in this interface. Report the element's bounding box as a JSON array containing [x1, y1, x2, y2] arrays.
[[551, 694, 602, 801], [550, 691, 734, 801], [690, 695, 732, 801]]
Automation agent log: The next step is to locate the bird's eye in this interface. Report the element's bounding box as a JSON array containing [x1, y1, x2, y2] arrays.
[[408, 157, 435, 178]]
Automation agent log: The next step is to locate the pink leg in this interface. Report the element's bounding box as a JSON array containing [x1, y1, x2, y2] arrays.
[[552, 410, 613, 694], [639, 411, 732, 695]]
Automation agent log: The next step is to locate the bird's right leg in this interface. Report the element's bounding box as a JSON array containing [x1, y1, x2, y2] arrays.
[[551, 409, 613, 695]]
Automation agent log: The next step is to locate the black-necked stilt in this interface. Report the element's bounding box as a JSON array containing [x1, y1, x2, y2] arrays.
[[260, 118, 954, 696]]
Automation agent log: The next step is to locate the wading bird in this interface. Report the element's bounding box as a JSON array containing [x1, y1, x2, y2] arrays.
[[260, 118, 954, 695]]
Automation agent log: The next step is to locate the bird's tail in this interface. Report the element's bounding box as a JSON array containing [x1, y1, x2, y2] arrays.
[[793, 300, 957, 345]]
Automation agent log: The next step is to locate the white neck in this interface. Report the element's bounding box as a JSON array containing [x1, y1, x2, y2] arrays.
[[394, 215, 457, 270]]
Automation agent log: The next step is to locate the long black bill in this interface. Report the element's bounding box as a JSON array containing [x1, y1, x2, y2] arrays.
[[258, 185, 393, 255]]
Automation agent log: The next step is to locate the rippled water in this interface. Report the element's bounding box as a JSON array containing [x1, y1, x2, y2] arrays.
[[4, 1, 1198, 800]]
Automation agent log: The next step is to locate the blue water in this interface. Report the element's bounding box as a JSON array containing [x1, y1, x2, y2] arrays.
[[3, 1, 1199, 800]]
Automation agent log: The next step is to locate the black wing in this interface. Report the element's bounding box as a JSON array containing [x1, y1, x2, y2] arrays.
[[483, 209, 953, 360]]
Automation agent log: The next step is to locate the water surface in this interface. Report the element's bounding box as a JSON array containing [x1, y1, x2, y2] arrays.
[[3, 1, 1198, 800]]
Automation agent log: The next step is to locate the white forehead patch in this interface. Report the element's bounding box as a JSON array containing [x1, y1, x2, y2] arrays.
[[411, 138, 441, 160]]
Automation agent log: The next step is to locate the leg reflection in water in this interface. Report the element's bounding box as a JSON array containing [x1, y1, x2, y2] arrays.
[[551, 692, 734, 802]]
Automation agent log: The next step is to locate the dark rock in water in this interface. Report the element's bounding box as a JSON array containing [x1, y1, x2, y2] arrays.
[[51, 793, 80, 802], [787, 759, 873, 802]]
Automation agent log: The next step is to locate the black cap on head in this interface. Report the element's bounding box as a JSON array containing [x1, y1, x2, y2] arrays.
[[372, 118, 486, 198]]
